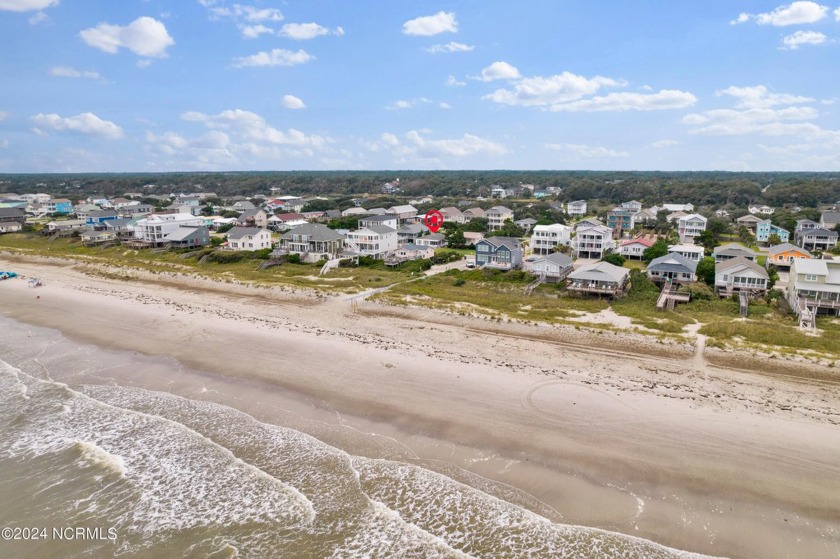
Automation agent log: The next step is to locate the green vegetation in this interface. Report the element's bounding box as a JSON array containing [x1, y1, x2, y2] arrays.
[[642, 239, 668, 263], [601, 252, 626, 267]]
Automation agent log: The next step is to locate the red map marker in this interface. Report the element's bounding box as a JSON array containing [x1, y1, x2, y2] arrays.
[[424, 209, 444, 233]]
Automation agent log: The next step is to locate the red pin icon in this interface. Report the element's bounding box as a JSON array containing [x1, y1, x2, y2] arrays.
[[423, 210, 444, 233]]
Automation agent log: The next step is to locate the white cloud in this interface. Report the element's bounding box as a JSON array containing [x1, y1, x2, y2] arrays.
[[31, 112, 123, 139], [734, 1, 828, 26], [545, 143, 629, 158], [136, 59, 152, 68], [439, 102, 452, 109], [781, 30, 827, 49], [80, 16, 175, 58], [28, 11, 47, 24], [209, 4, 283, 22], [484, 71, 619, 105], [426, 41, 474, 53], [145, 130, 236, 165], [402, 11, 457, 36], [0, 0, 58, 11], [282, 94, 306, 110], [549, 89, 697, 112], [474, 61, 521, 82], [683, 106, 820, 136], [716, 85, 813, 108], [232, 48, 313, 68], [445, 75, 466, 87], [0, 111, 8, 121], [387, 98, 431, 110], [652, 139, 681, 148], [181, 108, 327, 147], [836, 6, 840, 20], [240, 24, 273, 38], [368, 130, 507, 162], [279, 22, 343, 40], [50, 66, 102, 80]]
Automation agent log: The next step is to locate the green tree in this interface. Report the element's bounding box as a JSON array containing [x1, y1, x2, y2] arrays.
[[767, 265, 779, 290], [327, 215, 362, 230], [446, 229, 466, 248], [601, 252, 626, 266], [200, 205, 215, 216], [463, 217, 489, 232], [302, 199, 338, 212], [706, 217, 731, 237], [767, 233, 782, 246], [487, 218, 525, 238], [696, 230, 720, 254], [642, 239, 669, 263], [696, 256, 716, 286]]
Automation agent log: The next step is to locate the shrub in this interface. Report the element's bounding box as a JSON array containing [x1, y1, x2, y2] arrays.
[[358, 256, 377, 267], [453, 278, 466, 287], [287, 254, 301, 264], [315, 259, 327, 267]]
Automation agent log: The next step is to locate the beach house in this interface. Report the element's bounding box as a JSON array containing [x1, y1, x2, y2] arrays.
[[133, 213, 207, 245], [416, 233, 446, 248], [755, 220, 790, 244], [667, 244, 704, 262], [713, 243, 758, 263], [677, 214, 707, 244], [531, 224, 571, 255], [345, 225, 398, 258], [162, 226, 210, 249], [647, 253, 698, 285], [788, 258, 840, 317], [236, 209, 269, 229], [475, 237, 523, 270], [567, 262, 630, 296], [735, 214, 763, 230], [439, 207, 466, 224], [620, 238, 653, 260], [607, 207, 637, 236], [566, 200, 587, 216], [486, 206, 514, 232], [570, 225, 615, 259], [360, 214, 399, 231], [820, 211, 840, 230], [795, 227, 838, 252], [462, 207, 486, 221], [386, 205, 418, 225], [525, 252, 574, 282], [45, 198, 73, 214], [765, 243, 812, 268], [278, 223, 345, 263], [86, 209, 119, 229], [714, 257, 769, 296], [226, 227, 272, 251]]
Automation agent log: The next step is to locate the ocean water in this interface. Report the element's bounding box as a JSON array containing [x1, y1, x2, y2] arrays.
[[0, 317, 713, 559]]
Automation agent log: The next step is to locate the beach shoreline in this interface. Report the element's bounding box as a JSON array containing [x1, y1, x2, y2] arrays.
[[2, 255, 840, 559]]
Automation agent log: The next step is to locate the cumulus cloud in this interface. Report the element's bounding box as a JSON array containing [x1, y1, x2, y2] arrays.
[[181, 108, 327, 147], [445, 75, 466, 87], [484, 71, 620, 105], [781, 30, 827, 49], [548, 90, 697, 112], [0, 0, 58, 11], [282, 94, 306, 109], [402, 11, 457, 36], [208, 4, 283, 22], [28, 11, 47, 24], [716, 85, 814, 108], [232, 48, 313, 68], [545, 143, 629, 158], [240, 24, 273, 38], [386, 98, 431, 110], [80, 16, 175, 58], [683, 105, 820, 136], [31, 112, 123, 139], [439, 102, 452, 109], [50, 66, 102, 80], [368, 130, 506, 163], [474, 61, 521, 82], [836, 6, 840, 20], [426, 41, 474, 53], [279, 22, 344, 40], [732, 1, 828, 26], [145, 130, 236, 166], [651, 139, 681, 148]]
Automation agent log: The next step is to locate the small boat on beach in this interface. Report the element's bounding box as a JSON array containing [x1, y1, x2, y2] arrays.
[[0, 271, 18, 281]]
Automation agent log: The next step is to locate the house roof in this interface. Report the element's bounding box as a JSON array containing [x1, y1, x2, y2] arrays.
[[361, 214, 398, 223], [398, 223, 425, 233], [0, 207, 25, 218], [104, 218, 133, 228], [81, 230, 113, 238], [273, 212, 305, 221], [568, 261, 630, 283], [767, 243, 812, 257], [668, 244, 704, 253], [481, 236, 521, 251], [714, 243, 757, 258], [439, 206, 463, 216], [821, 211, 840, 224], [621, 238, 654, 248], [164, 226, 208, 242], [717, 256, 769, 278], [88, 209, 118, 218], [534, 252, 573, 267], [487, 206, 513, 214], [398, 243, 431, 252], [533, 223, 569, 232], [387, 205, 417, 214], [516, 218, 538, 225], [463, 207, 485, 216], [366, 224, 397, 235], [802, 227, 839, 238], [648, 253, 698, 273], [736, 214, 762, 223], [227, 226, 267, 239], [239, 208, 264, 218], [793, 258, 828, 275], [678, 213, 707, 223], [280, 223, 344, 241], [568, 200, 586, 206], [575, 218, 603, 227], [232, 201, 256, 210], [424, 232, 446, 240]]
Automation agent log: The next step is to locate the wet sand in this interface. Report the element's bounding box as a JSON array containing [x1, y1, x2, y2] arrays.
[[2, 257, 839, 558]]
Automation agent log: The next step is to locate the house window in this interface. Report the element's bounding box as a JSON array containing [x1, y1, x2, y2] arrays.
[[805, 274, 817, 281]]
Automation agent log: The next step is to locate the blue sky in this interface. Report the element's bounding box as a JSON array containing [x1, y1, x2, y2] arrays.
[[1, 1, 839, 172]]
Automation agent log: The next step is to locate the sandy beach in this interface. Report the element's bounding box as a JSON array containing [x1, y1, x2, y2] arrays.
[[1, 255, 839, 559]]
